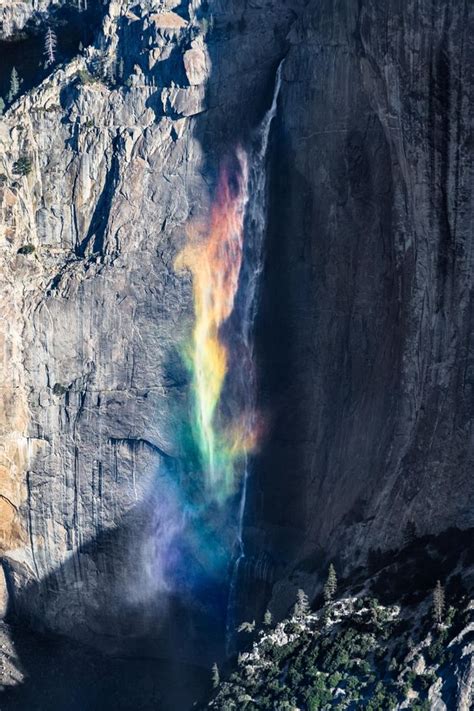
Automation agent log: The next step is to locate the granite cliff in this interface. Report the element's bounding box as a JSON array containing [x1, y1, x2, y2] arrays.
[[0, 0, 472, 707]]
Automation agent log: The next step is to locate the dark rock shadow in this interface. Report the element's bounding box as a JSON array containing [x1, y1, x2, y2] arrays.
[[0, 489, 224, 710], [0, 621, 209, 711]]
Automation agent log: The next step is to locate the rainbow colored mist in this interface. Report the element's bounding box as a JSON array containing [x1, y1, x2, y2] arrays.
[[175, 147, 258, 505]]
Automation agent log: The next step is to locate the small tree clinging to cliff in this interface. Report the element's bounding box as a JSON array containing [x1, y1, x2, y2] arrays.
[[13, 155, 32, 176], [323, 563, 338, 604], [294, 588, 310, 618], [44, 26, 58, 67], [432, 580, 445, 624], [7, 67, 21, 104], [211, 662, 220, 688]]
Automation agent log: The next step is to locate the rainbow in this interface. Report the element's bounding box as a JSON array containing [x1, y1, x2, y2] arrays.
[[175, 147, 257, 505]]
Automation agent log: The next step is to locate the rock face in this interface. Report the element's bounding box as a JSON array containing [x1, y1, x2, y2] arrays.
[[247, 0, 474, 603], [0, 1, 69, 38], [0, 0, 472, 678], [0, 0, 303, 662]]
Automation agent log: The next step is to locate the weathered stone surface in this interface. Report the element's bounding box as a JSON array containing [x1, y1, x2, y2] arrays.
[[183, 41, 208, 86]]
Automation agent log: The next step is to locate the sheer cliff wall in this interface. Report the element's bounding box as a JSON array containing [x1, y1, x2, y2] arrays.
[[0, 0, 472, 649]]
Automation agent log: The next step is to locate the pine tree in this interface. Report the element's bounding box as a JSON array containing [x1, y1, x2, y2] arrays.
[[263, 609, 272, 626], [321, 605, 331, 626], [323, 563, 337, 604], [7, 67, 21, 104], [13, 155, 32, 176], [294, 588, 310, 618], [44, 26, 58, 67], [211, 662, 220, 688], [433, 580, 445, 624]]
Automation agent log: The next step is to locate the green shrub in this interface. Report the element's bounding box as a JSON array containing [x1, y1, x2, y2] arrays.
[[412, 701, 431, 711], [17, 243, 35, 255], [76, 69, 99, 85], [13, 155, 32, 176], [307, 677, 332, 710]]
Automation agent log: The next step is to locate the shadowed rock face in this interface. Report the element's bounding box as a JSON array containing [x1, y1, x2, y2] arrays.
[[0, 0, 472, 686], [246, 0, 473, 611]]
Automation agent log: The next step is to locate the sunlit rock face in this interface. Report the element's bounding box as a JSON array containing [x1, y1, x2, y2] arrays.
[[0, 0, 302, 662], [0, 0, 472, 675]]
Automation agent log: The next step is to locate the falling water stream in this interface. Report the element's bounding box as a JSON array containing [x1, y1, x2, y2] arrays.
[[174, 60, 284, 652], [225, 61, 284, 648]]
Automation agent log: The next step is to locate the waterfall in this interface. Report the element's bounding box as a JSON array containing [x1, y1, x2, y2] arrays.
[[226, 60, 284, 648]]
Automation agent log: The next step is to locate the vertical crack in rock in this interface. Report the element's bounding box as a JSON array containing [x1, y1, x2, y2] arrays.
[[76, 135, 121, 258]]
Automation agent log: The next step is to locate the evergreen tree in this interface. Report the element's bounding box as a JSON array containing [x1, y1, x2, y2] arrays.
[[0, 97, 4, 116], [263, 609, 272, 626], [44, 26, 57, 67], [7, 67, 21, 104], [321, 605, 331, 626], [294, 588, 310, 618], [211, 662, 220, 688], [433, 580, 445, 624], [323, 563, 337, 604], [13, 155, 32, 176]]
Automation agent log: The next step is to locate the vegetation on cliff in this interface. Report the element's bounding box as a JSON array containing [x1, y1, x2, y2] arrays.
[[206, 567, 472, 710]]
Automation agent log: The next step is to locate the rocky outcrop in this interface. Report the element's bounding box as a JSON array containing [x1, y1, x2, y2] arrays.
[[206, 561, 474, 711]]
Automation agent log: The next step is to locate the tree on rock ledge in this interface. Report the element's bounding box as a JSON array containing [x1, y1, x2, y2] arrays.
[[7, 67, 21, 104], [44, 26, 58, 67], [211, 663, 220, 688], [323, 563, 337, 604], [433, 580, 445, 625], [294, 588, 310, 618]]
